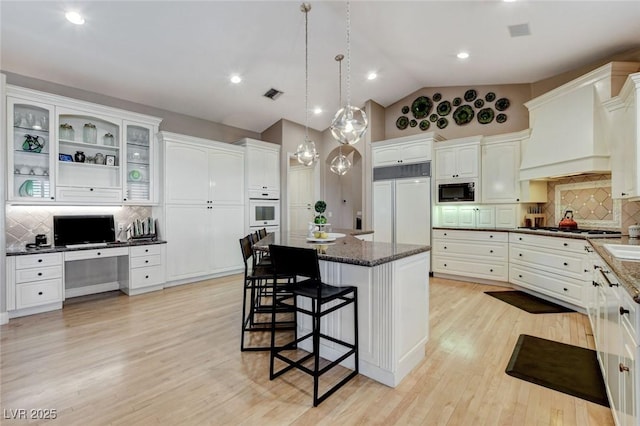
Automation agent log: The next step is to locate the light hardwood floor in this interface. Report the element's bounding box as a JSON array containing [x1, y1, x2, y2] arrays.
[[1, 275, 614, 425]]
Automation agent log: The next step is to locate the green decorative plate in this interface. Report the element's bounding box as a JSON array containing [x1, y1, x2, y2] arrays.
[[437, 101, 452, 116], [401, 105, 410, 114], [437, 117, 448, 129], [485, 92, 496, 102], [477, 108, 495, 124], [495, 98, 510, 111], [419, 120, 430, 131], [429, 113, 438, 122], [411, 96, 433, 119], [452, 97, 462, 106], [452, 105, 475, 125], [409, 119, 417, 127], [433, 93, 442, 102], [496, 113, 508, 123], [396, 116, 409, 130], [464, 89, 477, 102], [474, 99, 485, 108]]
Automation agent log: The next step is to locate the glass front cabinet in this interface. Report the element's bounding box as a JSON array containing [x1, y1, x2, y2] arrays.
[[6, 86, 161, 205]]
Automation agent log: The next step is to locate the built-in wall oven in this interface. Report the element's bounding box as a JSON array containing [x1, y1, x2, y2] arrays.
[[249, 199, 280, 228]]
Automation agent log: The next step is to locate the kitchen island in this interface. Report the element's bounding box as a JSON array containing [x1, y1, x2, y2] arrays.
[[254, 231, 431, 387]]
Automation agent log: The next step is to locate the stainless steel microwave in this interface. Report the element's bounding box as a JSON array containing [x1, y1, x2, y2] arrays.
[[438, 180, 477, 203]]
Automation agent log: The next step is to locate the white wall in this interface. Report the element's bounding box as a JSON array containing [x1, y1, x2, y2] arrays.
[[1, 73, 7, 324]]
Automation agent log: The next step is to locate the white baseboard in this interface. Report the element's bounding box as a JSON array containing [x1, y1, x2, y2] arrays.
[[65, 282, 120, 299], [0, 311, 8, 325]]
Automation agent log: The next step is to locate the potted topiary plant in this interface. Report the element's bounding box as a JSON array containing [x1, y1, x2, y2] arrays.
[[314, 200, 327, 224]]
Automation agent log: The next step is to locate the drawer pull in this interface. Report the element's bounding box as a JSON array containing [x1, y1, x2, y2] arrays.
[[145, 249, 149, 253], [490, 269, 494, 272], [563, 262, 568, 266], [145, 260, 149, 264], [518, 274, 523, 278], [518, 237, 522, 241], [97, 252, 101, 256], [145, 275, 149, 279], [38, 259, 43, 263], [38, 291, 43, 295], [620, 306, 630, 316], [563, 288, 568, 292], [443, 264, 447, 267], [620, 363, 630, 373], [518, 253, 522, 257], [444, 233, 447, 236], [489, 235, 494, 238], [444, 246, 447, 250], [489, 250, 493, 253], [599, 269, 619, 287], [37, 272, 43, 276], [592, 281, 600, 287], [563, 243, 568, 247]]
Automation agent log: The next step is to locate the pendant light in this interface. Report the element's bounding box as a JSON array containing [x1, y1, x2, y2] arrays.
[[295, 3, 318, 167], [330, 54, 352, 176], [330, 1, 368, 146]]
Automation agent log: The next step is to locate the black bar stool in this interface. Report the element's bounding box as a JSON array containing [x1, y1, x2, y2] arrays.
[[268, 244, 359, 406], [239, 235, 294, 351]]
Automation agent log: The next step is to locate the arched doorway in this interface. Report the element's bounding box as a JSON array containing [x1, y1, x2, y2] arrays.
[[324, 145, 363, 229]]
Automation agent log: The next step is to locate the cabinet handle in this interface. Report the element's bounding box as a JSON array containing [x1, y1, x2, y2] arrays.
[[38, 292, 43, 295], [622, 192, 629, 197], [594, 265, 602, 270], [444, 246, 447, 250], [489, 250, 494, 253], [584, 246, 593, 253], [516, 198, 520, 202], [620, 306, 630, 316], [37, 272, 43, 276], [51, 197, 55, 200], [262, 193, 269, 196], [490, 269, 493, 272], [444, 264, 447, 267], [145, 249, 149, 253], [90, 188, 94, 192], [145, 275, 149, 279], [518, 237, 522, 241], [563, 288, 568, 292], [123, 198, 127, 201], [38, 259, 43, 263], [444, 233, 447, 236], [518, 253, 522, 257], [563, 243, 568, 247], [592, 281, 600, 287], [518, 274, 523, 278], [145, 260, 149, 264], [599, 269, 619, 287], [620, 363, 630, 373], [489, 235, 493, 238], [97, 252, 101, 256], [563, 262, 568, 266]]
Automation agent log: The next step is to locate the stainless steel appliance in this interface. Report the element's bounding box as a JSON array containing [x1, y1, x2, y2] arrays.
[[437, 180, 477, 203]]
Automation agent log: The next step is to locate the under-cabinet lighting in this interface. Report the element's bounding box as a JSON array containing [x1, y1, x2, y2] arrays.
[[367, 72, 377, 81], [230, 75, 242, 84], [65, 11, 85, 25], [457, 51, 470, 59], [313, 107, 323, 115]]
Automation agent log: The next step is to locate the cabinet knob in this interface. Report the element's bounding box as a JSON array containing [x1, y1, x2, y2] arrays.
[[38, 292, 43, 296], [620, 363, 630, 373], [443, 233, 447, 236], [518, 274, 523, 278], [563, 243, 568, 247], [516, 198, 520, 202], [443, 264, 447, 267], [123, 198, 127, 201], [620, 306, 630, 316], [489, 235, 493, 238], [518, 237, 522, 241], [90, 188, 94, 191], [38, 272, 43, 276], [51, 197, 55, 200], [38, 259, 43, 263], [563, 262, 568, 266], [622, 192, 629, 196], [444, 246, 447, 250], [489, 250, 494, 253], [519, 253, 522, 257], [97, 252, 101, 255], [490, 269, 494, 272], [145, 249, 149, 253], [563, 288, 568, 292], [145, 260, 149, 263], [145, 275, 149, 279]]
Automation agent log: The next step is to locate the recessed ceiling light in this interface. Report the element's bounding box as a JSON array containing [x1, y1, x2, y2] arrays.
[[367, 72, 377, 81], [313, 107, 322, 115], [65, 11, 85, 25], [230, 75, 242, 84], [503, 0, 517, 3], [457, 51, 470, 60]]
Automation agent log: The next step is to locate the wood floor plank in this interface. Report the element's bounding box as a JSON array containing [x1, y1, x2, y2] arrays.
[[0, 275, 614, 425]]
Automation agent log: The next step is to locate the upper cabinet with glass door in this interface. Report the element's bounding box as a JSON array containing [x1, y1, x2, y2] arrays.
[[7, 98, 56, 202], [55, 108, 123, 203], [124, 121, 156, 204]]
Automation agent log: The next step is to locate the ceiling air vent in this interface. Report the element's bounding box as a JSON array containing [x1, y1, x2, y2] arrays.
[[263, 88, 284, 100], [508, 23, 531, 38]]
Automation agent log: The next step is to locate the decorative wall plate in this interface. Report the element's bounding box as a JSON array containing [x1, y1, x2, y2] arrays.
[[436, 101, 452, 116], [452, 105, 474, 125], [496, 113, 508, 123], [437, 117, 448, 129], [401, 105, 410, 114], [495, 98, 510, 111], [485, 92, 496, 102], [452, 97, 462, 106], [433, 93, 442, 102], [477, 108, 495, 124], [411, 96, 433, 119], [396, 116, 409, 129], [429, 113, 438, 122], [464, 89, 477, 102], [409, 119, 417, 127], [474, 99, 485, 108], [419, 120, 430, 131]]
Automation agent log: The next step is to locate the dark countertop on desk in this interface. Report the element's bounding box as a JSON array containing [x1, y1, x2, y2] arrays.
[[254, 229, 428, 267], [7, 240, 167, 256]]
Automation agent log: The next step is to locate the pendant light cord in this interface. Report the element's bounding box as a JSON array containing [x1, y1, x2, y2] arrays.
[[303, 3, 310, 139], [346, 1, 351, 108]]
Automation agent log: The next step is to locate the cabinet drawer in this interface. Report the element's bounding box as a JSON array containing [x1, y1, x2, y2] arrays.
[[248, 189, 279, 199], [510, 244, 585, 279], [432, 256, 508, 281], [619, 290, 638, 343], [16, 278, 63, 309], [15, 265, 63, 284], [130, 265, 165, 289], [64, 247, 129, 261], [15, 253, 62, 269], [56, 186, 123, 203], [433, 229, 508, 242], [509, 232, 587, 253], [432, 240, 507, 260], [130, 244, 162, 257], [510, 264, 583, 306], [130, 254, 161, 269]]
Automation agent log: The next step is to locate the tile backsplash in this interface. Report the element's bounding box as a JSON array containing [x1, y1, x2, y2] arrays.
[[5, 205, 152, 250], [542, 174, 640, 233]]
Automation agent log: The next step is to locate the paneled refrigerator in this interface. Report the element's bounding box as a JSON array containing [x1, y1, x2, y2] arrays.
[[373, 162, 431, 245]]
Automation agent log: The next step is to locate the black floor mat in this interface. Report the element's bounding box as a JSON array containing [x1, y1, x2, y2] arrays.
[[485, 290, 574, 314], [506, 334, 609, 407]]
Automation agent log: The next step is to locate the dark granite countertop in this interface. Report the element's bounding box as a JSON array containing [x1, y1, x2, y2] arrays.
[[254, 230, 429, 267], [7, 240, 167, 256], [434, 227, 512, 233], [434, 226, 621, 240], [589, 237, 640, 304]]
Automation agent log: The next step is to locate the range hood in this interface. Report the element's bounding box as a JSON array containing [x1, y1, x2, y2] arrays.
[[520, 62, 640, 181]]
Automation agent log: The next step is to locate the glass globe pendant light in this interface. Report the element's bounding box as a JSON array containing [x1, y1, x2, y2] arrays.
[[330, 54, 352, 176], [330, 1, 368, 146], [295, 3, 318, 166]]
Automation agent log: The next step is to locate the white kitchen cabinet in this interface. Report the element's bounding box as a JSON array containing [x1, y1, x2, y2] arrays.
[[607, 73, 640, 199], [434, 137, 480, 180], [6, 85, 161, 205], [124, 244, 166, 295], [373, 139, 431, 167], [432, 229, 509, 282], [235, 138, 280, 196], [160, 132, 245, 284], [481, 138, 520, 203], [495, 205, 518, 228], [5, 253, 64, 315], [434, 205, 517, 229], [509, 233, 590, 308], [439, 206, 459, 227]]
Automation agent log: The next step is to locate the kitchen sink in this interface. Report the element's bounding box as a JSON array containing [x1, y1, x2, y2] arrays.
[[604, 244, 640, 260]]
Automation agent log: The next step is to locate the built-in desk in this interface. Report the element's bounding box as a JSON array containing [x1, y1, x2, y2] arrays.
[[5, 241, 166, 319]]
